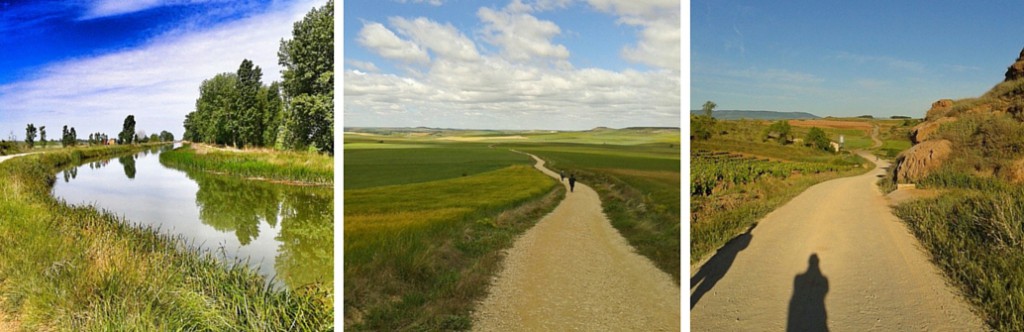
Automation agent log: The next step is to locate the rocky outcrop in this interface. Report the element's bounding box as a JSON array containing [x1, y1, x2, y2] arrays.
[[909, 117, 956, 144], [1005, 48, 1024, 81], [894, 139, 953, 183], [925, 99, 955, 120]]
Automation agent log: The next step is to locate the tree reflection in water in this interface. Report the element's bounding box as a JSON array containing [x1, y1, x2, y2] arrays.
[[179, 166, 333, 290]]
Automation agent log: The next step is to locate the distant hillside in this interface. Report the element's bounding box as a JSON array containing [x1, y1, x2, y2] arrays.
[[689, 110, 820, 120]]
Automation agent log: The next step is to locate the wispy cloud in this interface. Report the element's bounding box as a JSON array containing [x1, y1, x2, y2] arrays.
[[78, 0, 234, 20], [0, 0, 319, 138], [835, 51, 926, 73]]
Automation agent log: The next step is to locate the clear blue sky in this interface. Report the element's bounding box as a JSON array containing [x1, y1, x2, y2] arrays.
[[0, 0, 322, 141], [344, 0, 680, 130], [691, 0, 1024, 118]]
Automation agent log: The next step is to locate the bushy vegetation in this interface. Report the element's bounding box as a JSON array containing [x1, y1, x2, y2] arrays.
[[344, 163, 559, 330], [184, 1, 333, 154], [160, 144, 333, 185], [762, 120, 792, 144], [895, 187, 1024, 331], [0, 146, 331, 330], [804, 127, 831, 151], [691, 149, 866, 262], [0, 140, 23, 156]]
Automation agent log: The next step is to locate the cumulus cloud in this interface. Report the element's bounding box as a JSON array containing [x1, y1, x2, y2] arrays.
[[586, 0, 680, 71], [357, 22, 431, 64], [0, 0, 318, 138], [344, 0, 680, 130], [389, 17, 481, 62], [478, 7, 570, 62]]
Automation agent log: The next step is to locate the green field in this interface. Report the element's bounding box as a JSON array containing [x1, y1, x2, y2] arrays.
[[343, 128, 682, 330], [344, 143, 531, 189], [343, 141, 561, 330], [0, 145, 330, 330]]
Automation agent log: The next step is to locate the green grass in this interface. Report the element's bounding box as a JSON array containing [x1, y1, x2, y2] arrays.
[[513, 141, 681, 282], [344, 143, 532, 189], [0, 145, 331, 330], [894, 185, 1024, 331], [344, 151, 560, 331], [160, 144, 333, 185]]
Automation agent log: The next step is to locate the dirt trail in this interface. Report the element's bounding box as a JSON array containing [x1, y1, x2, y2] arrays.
[[473, 153, 680, 331], [690, 152, 985, 331], [0, 152, 35, 164]]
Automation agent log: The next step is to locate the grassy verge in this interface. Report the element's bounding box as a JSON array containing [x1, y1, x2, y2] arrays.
[[894, 183, 1024, 331], [160, 144, 332, 185], [0, 145, 331, 330], [515, 142, 681, 282], [344, 163, 561, 330]]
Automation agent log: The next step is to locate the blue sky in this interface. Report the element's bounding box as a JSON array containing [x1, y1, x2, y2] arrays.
[[691, 0, 1024, 118], [343, 0, 681, 130], [0, 0, 322, 140]]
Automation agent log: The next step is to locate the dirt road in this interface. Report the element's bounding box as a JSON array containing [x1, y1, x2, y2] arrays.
[[473, 154, 680, 331], [690, 153, 985, 330]]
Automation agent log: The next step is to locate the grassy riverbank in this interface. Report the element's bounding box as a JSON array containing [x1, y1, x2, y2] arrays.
[[160, 144, 332, 185], [344, 142, 561, 331], [0, 145, 331, 330]]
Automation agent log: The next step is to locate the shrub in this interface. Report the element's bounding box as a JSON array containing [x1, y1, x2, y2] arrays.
[[805, 127, 832, 152]]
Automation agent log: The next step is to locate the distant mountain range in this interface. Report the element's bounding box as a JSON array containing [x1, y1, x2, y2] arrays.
[[689, 110, 820, 120]]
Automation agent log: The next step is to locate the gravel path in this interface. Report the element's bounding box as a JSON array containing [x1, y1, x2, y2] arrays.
[[472, 153, 680, 331], [690, 152, 985, 331]]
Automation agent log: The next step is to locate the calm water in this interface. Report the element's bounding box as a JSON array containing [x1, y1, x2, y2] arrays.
[[51, 145, 333, 290]]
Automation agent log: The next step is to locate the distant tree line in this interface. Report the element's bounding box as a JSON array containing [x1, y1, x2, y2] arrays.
[[20, 114, 173, 149], [183, 0, 333, 154]]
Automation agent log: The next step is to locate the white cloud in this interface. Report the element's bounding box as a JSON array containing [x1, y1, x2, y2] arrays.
[[389, 17, 481, 62], [0, 0, 318, 138], [80, 0, 230, 20], [357, 22, 431, 64], [585, 0, 680, 71], [346, 59, 380, 72], [344, 0, 680, 130], [478, 7, 570, 62]]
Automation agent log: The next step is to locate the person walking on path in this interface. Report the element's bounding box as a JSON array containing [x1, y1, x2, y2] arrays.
[[569, 174, 576, 192], [560, 170, 565, 182]]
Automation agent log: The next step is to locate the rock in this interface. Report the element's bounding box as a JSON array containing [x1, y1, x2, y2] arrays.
[[909, 117, 956, 144], [1005, 47, 1024, 81], [894, 139, 953, 183], [925, 99, 955, 120]]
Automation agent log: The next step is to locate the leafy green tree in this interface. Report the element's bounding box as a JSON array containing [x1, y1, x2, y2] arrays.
[[691, 100, 716, 140], [703, 100, 716, 117], [39, 126, 46, 147], [159, 130, 174, 142], [69, 127, 77, 146], [120, 115, 136, 145], [279, 0, 333, 154], [25, 123, 36, 148], [235, 59, 266, 147], [263, 81, 284, 147], [763, 120, 792, 144], [191, 73, 238, 145], [805, 127, 832, 151]]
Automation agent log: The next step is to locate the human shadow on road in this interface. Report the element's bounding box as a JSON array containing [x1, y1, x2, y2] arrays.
[[690, 224, 754, 309], [787, 253, 829, 332]]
